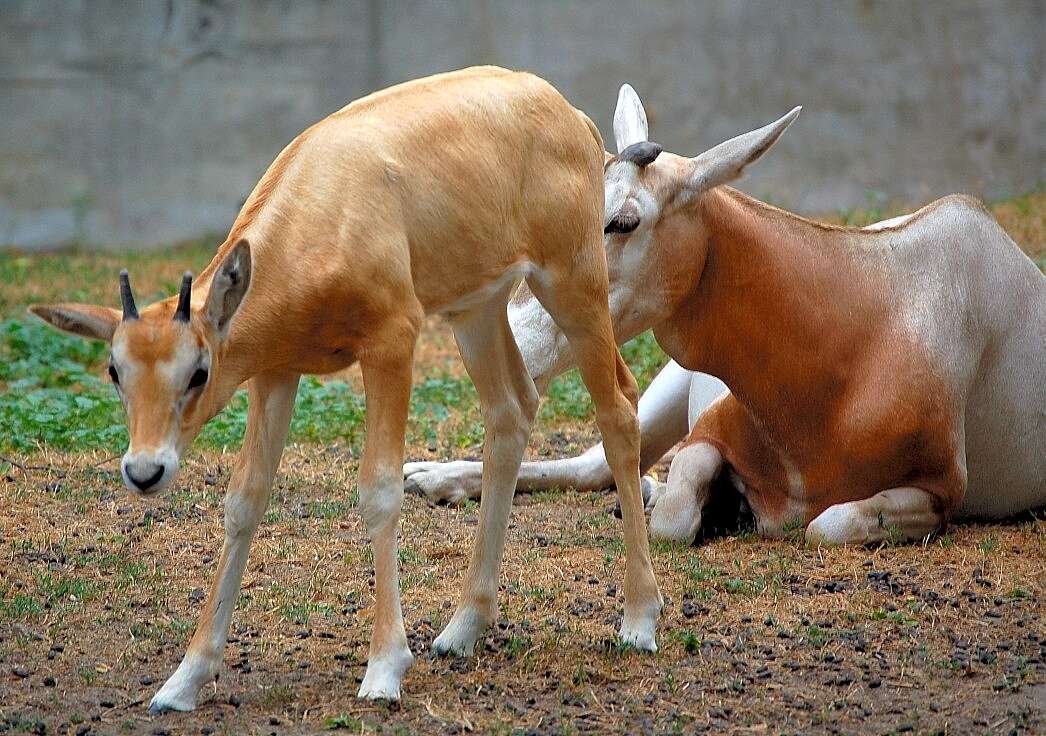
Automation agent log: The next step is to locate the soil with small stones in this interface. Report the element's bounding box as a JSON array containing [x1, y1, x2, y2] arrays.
[[1, 445, 1043, 736]]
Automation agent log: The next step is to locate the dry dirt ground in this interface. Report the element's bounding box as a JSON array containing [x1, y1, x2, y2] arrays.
[[1, 448, 1043, 736], [2, 192, 1045, 735]]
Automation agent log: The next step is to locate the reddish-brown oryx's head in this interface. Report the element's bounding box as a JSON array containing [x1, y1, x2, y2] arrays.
[[29, 241, 252, 496], [601, 84, 801, 337]]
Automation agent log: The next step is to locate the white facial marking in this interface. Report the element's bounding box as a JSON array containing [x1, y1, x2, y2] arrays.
[[603, 163, 637, 227], [111, 330, 203, 496]]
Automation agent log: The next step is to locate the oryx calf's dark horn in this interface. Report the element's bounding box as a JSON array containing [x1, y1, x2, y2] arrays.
[[119, 269, 139, 320], [617, 141, 663, 167], [174, 271, 193, 322]]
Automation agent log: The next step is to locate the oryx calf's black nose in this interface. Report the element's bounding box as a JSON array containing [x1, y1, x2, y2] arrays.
[[128, 463, 164, 491]]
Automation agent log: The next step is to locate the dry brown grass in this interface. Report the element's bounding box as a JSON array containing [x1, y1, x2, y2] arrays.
[[1, 447, 1043, 734]]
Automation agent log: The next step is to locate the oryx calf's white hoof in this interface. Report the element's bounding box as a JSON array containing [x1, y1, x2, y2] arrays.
[[357, 647, 413, 701], [618, 615, 658, 653], [403, 461, 477, 505], [431, 606, 490, 657], [147, 656, 214, 713], [618, 595, 661, 653]]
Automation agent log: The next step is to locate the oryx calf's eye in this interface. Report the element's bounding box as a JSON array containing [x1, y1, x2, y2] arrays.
[[188, 368, 209, 391], [108, 365, 120, 385]]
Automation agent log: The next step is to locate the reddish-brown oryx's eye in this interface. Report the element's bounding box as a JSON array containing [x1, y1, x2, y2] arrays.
[[187, 368, 209, 391], [605, 212, 641, 235], [108, 365, 120, 385]]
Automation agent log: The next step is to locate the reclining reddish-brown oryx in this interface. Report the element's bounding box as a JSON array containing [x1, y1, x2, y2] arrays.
[[29, 67, 663, 709], [405, 84, 1046, 545]]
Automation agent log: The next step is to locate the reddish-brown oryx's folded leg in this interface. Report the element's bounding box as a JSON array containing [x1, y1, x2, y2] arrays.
[[805, 487, 949, 545], [356, 339, 418, 700], [647, 441, 724, 545], [432, 287, 540, 656], [149, 372, 300, 713]]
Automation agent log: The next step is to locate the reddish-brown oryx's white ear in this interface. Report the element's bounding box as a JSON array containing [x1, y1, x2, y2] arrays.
[[204, 239, 252, 338], [686, 106, 801, 194], [28, 303, 121, 342], [613, 83, 650, 153]]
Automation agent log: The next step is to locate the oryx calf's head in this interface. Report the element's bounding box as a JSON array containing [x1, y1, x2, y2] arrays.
[[30, 241, 252, 495], [602, 85, 801, 333]]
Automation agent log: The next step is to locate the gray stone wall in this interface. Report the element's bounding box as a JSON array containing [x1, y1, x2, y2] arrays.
[[1, 0, 1042, 249]]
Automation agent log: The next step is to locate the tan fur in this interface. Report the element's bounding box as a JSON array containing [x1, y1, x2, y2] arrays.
[[31, 66, 661, 708]]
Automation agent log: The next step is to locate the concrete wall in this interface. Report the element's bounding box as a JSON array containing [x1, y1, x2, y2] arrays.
[[1, 0, 1042, 249]]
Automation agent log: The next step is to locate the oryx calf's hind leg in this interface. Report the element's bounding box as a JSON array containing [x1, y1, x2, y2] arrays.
[[529, 270, 662, 651], [149, 372, 299, 713], [433, 288, 540, 655], [805, 487, 945, 545]]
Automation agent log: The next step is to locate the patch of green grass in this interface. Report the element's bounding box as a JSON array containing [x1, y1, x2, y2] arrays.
[[76, 665, 99, 686], [278, 600, 336, 626], [504, 635, 533, 659], [620, 331, 668, 391], [35, 571, 97, 606], [0, 570, 100, 622], [325, 714, 366, 731], [540, 330, 667, 422], [301, 499, 353, 520], [0, 318, 488, 455], [869, 607, 918, 626], [803, 625, 829, 647], [723, 576, 756, 595], [674, 629, 702, 654], [977, 533, 999, 555], [0, 591, 44, 620], [521, 585, 557, 602]]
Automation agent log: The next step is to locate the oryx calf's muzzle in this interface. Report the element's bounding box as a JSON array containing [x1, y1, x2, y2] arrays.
[[121, 448, 179, 495]]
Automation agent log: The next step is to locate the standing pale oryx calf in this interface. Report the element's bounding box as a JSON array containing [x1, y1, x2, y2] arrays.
[[29, 67, 662, 709], [406, 84, 1046, 544]]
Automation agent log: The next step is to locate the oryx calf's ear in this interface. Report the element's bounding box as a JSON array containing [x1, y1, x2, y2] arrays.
[[29, 304, 121, 342], [613, 83, 649, 153], [205, 239, 252, 337], [687, 106, 802, 194]]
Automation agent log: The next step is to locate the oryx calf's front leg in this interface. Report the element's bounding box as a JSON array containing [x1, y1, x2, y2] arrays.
[[149, 373, 299, 713], [432, 293, 540, 656], [356, 341, 417, 700]]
